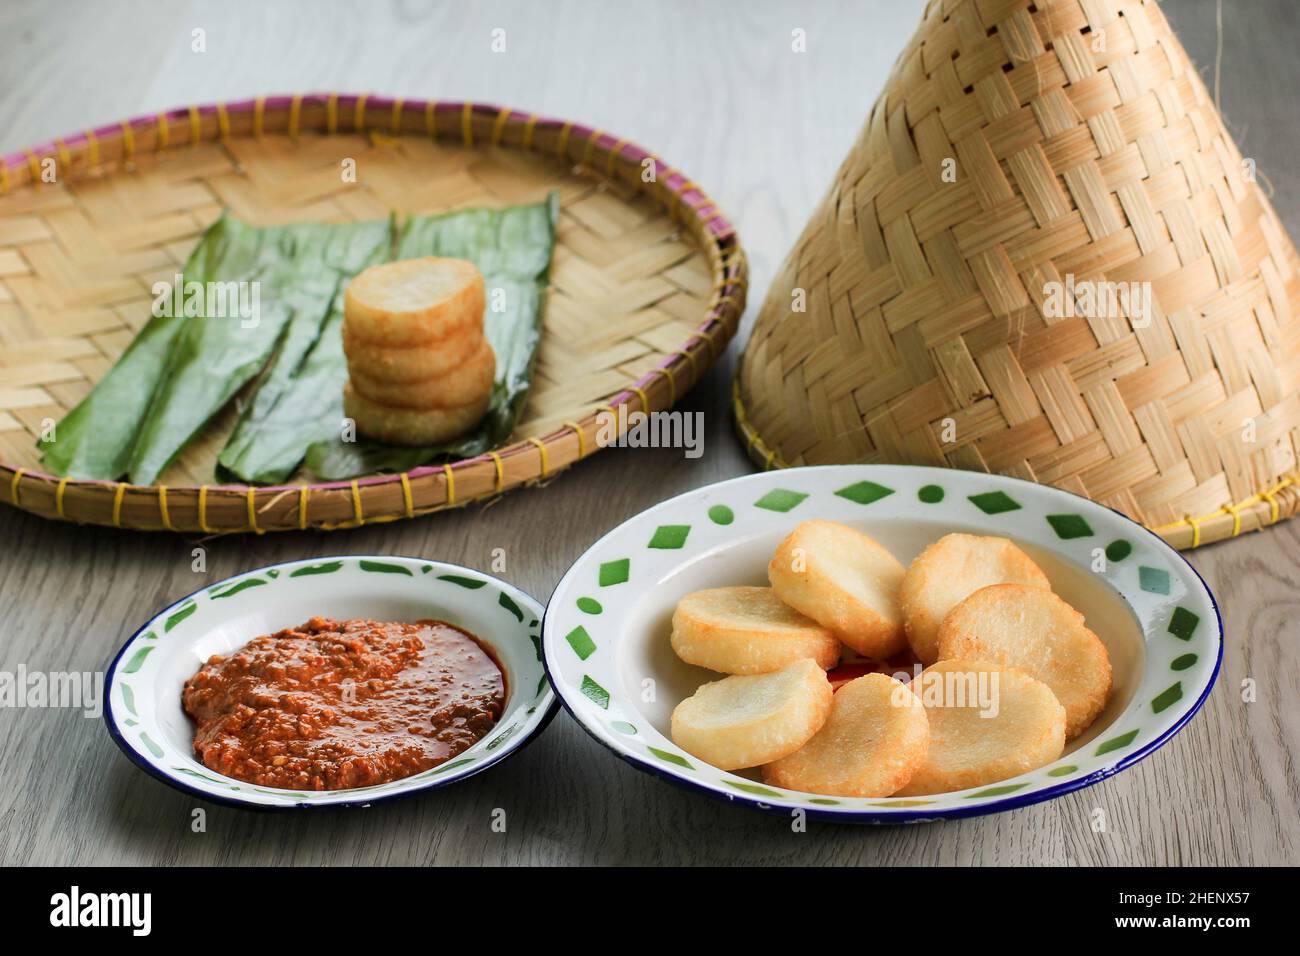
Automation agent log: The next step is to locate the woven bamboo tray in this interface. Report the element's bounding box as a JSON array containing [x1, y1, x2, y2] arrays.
[[736, 0, 1300, 550], [0, 94, 746, 532]]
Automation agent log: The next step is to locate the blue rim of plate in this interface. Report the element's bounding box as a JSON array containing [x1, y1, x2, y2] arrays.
[[103, 556, 560, 811], [541, 465, 1223, 824]]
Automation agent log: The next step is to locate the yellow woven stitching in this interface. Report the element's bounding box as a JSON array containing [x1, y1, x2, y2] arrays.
[[0, 160, 9, 195], [390, 98, 404, 133], [461, 102, 474, 145], [527, 437, 550, 478], [112, 483, 126, 527], [425, 100, 438, 137], [1221, 500, 1244, 537], [1184, 513, 1202, 549], [55, 476, 69, 519], [216, 103, 230, 140], [672, 347, 699, 381], [246, 488, 260, 533], [491, 107, 511, 147], [1155, 475, 1297, 539], [488, 451, 504, 492], [562, 420, 587, 458], [630, 384, 649, 411], [581, 128, 605, 168], [399, 473, 414, 517], [9, 468, 25, 507], [1261, 483, 1283, 524], [25, 150, 41, 185], [253, 97, 265, 138], [522, 114, 539, 150], [55, 139, 71, 171], [652, 365, 677, 404], [119, 121, 135, 162], [349, 480, 365, 525], [198, 486, 213, 534], [556, 121, 573, 159], [298, 485, 309, 530], [731, 378, 789, 470], [354, 94, 369, 132], [188, 106, 201, 146], [605, 138, 629, 178], [443, 464, 456, 505], [156, 112, 170, 149], [158, 486, 175, 531], [326, 94, 339, 135], [288, 95, 303, 139], [85, 129, 99, 167]]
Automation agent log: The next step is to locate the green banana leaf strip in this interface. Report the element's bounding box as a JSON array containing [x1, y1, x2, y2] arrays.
[[37, 215, 249, 479], [216, 219, 391, 484], [304, 191, 558, 480], [126, 218, 392, 484]]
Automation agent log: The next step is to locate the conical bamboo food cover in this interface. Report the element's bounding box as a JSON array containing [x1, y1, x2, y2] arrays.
[[737, 0, 1300, 549]]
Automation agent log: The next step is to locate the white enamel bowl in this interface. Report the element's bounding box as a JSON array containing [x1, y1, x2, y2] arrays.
[[542, 465, 1221, 823]]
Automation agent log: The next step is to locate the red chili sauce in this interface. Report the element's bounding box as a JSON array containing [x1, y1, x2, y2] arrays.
[[182, 617, 505, 790]]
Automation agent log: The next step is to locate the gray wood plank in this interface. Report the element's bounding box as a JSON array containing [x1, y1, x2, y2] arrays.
[[0, 0, 1295, 866]]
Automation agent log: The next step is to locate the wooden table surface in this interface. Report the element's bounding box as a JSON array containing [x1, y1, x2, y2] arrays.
[[1, 0, 1295, 866]]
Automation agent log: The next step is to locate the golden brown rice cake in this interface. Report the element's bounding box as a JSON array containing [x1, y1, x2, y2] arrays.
[[937, 583, 1111, 738], [768, 520, 907, 658], [900, 533, 1050, 664], [762, 672, 929, 797], [670, 658, 833, 770], [670, 586, 840, 674]]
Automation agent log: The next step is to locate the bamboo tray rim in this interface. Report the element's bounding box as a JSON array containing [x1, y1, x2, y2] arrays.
[[0, 92, 749, 532], [731, 376, 1300, 552]]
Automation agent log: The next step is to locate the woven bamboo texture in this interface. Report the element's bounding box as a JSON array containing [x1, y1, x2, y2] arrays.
[[0, 94, 746, 532], [736, 0, 1300, 550]]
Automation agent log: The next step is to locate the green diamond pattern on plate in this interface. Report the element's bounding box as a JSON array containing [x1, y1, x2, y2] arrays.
[[498, 592, 524, 621], [1095, 729, 1139, 755], [968, 490, 1021, 514], [598, 558, 629, 586], [1047, 765, 1077, 777], [1139, 565, 1170, 594], [1151, 681, 1183, 714], [1046, 513, 1093, 539], [121, 646, 154, 675], [565, 626, 596, 660], [359, 560, 414, 576], [1104, 539, 1132, 562], [579, 675, 609, 709], [648, 524, 690, 549], [754, 488, 808, 512], [165, 602, 197, 632], [708, 504, 734, 525], [835, 480, 895, 505], [611, 721, 637, 735], [1168, 606, 1199, 641], [1171, 653, 1198, 671], [725, 779, 784, 798], [966, 782, 1027, 798], [917, 484, 944, 503], [576, 597, 602, 615], [647, 746, 692, 769]]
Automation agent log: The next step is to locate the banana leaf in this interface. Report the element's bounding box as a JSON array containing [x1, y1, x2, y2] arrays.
[[37, 215, 258, 479], [303, 191, 558, 480], [215, 220, 391, 484], [126, 219, 392, 484]]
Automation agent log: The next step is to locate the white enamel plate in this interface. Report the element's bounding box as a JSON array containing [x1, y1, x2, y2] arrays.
[[543, 465, 1221, 823], [105, 556, 556, 809]]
